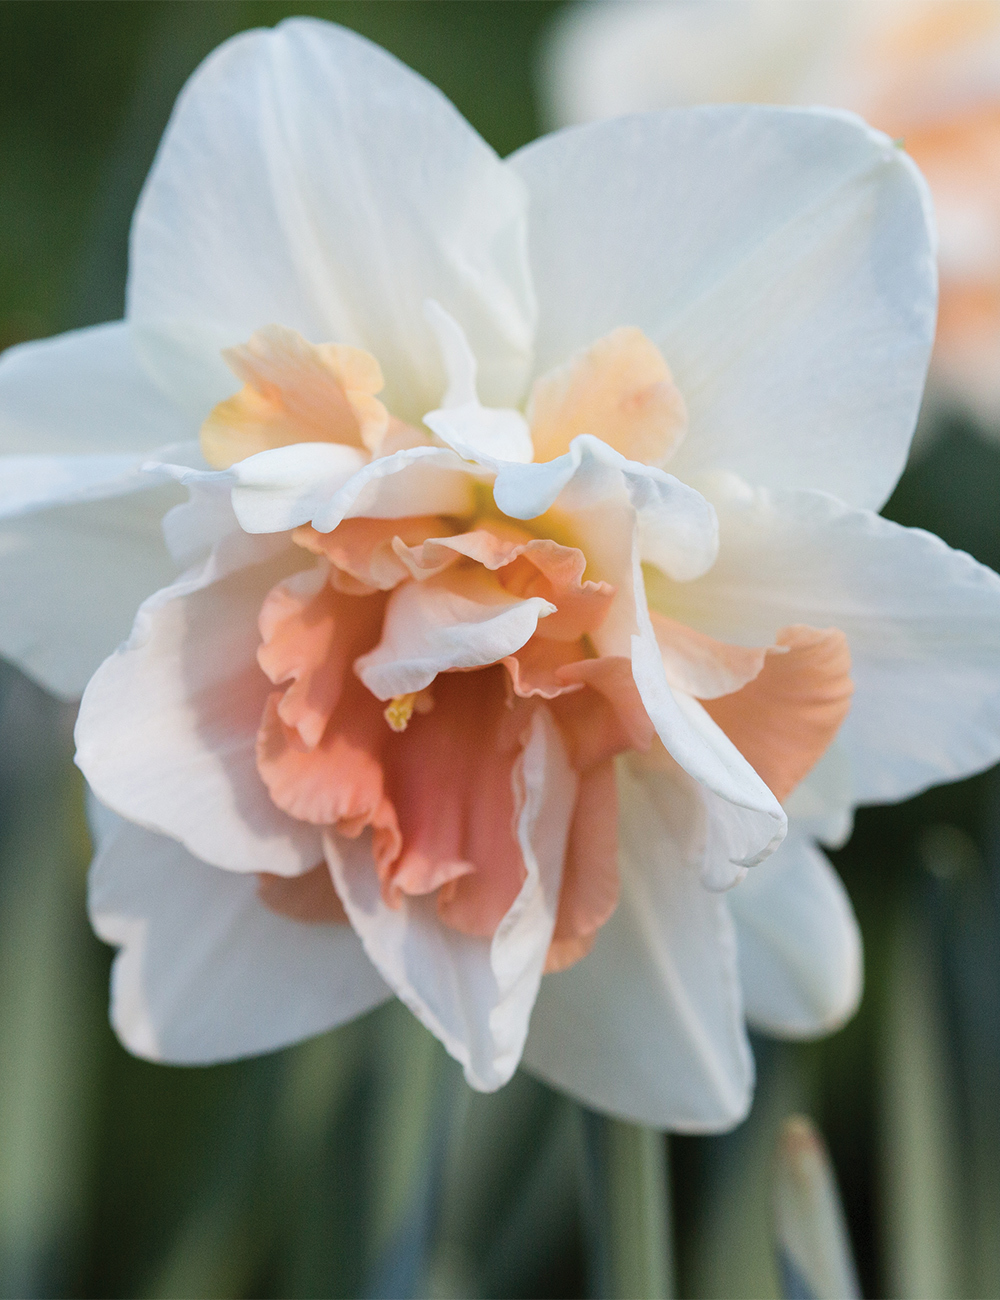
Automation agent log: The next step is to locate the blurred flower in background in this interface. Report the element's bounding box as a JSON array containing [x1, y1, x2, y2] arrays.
[[543, 0, 1000, 433]]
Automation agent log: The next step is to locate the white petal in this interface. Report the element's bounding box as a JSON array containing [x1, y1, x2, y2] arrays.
[[76, 533, 322, 876], [230, 442, 367, 532], [523, 753, 753, 1131], [89, 808, 389, 1063], [327, 706, 576, 1090], [227, 442, 478, 536], [0, 322, 191, 457], [0, 487, 180, 699], [128, 19, 535, 421], [494, 434, 719, 582], [667, 478, 1000, 805], [728, 829, 862, 1038], [355, 568, 555, 699], [509, 105, 935, 510], [422, 301, 534, 464], [631, 546, 786, 884]]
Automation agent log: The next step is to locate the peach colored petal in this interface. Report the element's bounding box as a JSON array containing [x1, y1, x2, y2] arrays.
[[527, 326, 688, 466], [545, 758, 620, 973], [701, 625, 853, 804], [551, 656, 656, 771], [381, 668, 531, 935], [504, 636, 589, 699], [395, 526, 616, 641], [651, 610, 771, 699], [293, 517, 456, 594], [257, 688, 400, 866], [257, 571, 387, 749], [256, 862, 349, 924], [200, 324, 389, 468]]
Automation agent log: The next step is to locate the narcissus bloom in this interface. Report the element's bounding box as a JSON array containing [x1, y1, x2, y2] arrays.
[[3, 19, 1000, 1130], [544, 0, 1000, 428]]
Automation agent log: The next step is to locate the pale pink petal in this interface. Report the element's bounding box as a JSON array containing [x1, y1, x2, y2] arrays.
[[528, 327, 687, 466], [354, 566, 556, 701], [702, 625, 853, 803], [651, 610, 770, 700]]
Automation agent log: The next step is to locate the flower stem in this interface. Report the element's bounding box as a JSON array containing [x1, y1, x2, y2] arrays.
[[582, 1112, 674, 1299]]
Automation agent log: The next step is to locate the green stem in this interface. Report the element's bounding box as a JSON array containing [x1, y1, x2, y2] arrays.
[[584, 1113, 674, 1300]]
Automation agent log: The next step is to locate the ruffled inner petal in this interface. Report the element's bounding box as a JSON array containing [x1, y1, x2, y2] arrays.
[[292, 516, 456, 594], [353, 564, 557, 701], [545, 758, 620, 973], [550, 656, 656, 770], [381, 668, 532, 936], [701, 624, 853, 802], [393, 525, 616, 642], [200, 324, 388, 468], [257, 566, 388, 749], [527, 326, 688, 466]]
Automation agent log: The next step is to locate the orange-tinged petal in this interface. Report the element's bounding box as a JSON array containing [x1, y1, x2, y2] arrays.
[[545, 758, 620, 973], [701, 625, 853, 803], [256, 862, 349, 924], [527, 326, 687, 466], [200, 324, 389, 467]]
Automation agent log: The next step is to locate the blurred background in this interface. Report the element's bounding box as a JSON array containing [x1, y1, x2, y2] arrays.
[[2, 3, 1000, 1297]]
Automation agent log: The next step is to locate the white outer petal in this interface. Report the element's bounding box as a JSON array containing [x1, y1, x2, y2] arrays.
[[327, 707, 576, 1091], [0, 321, 192, 457], [523, 753, 753, 1131], [128, 18, 535, 420], [0, 487, 181, 700], [727, 828, 862, 1038], [667, 478, 1000, 806], [89, 805, 390, 1064], [509, 104, 935, 511]]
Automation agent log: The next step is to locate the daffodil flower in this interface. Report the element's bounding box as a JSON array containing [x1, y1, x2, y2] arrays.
[[2, 19, 998, 1130], [544, 0, 1000, 428]]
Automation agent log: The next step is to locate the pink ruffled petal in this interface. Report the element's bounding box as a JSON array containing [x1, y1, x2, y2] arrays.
[[550, 656, 656, 770], [394, 526, 616, 641], [292, 516, 455, 594], [381, 668, 532, 936], [257, 569, 387, 749], [545, 758, 620, 973], [702, 625, 853, 802]]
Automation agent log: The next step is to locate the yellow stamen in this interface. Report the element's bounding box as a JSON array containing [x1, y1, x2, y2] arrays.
[[383, 688, 434, 733]]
